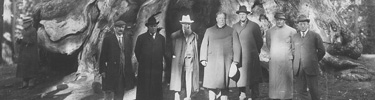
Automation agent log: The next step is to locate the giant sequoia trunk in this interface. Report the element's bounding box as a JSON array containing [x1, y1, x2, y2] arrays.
[[20, 0, 374, 98]]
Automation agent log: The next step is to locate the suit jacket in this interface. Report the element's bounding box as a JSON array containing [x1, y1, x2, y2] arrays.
[[292, 30, 325, 76]]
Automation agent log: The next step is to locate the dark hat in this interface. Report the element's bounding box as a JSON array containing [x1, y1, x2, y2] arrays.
[[236, 6, 251, 14], [297, 14, 310, 23], [274, 12, 286, 20], [114, 20, 126, 26], [145, 12, 161, 26]]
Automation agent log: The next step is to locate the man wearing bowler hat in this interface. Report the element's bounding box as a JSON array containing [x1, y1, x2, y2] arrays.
[[135, 12, 168, 100], [232, 5, 264, 100], [266, 12, 297, 100], [169, 15, 200, 100], [293, 14, 325, 100]]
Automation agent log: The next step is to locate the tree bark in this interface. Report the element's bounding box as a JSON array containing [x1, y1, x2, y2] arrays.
[[0, 0, 4, 64]]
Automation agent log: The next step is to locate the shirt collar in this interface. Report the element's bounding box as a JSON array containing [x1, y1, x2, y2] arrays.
[[216, 24, 227, 29], [240, 19, 248, 26], [301, 29, 309, 35]]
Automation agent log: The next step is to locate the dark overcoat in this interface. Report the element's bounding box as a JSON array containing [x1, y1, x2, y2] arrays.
[[169, 30, 200, 92], [16, 22, 39, 79], [135, 32, 166, 100], [200, 25, 241, 89], [232, 20, 263, 87], [99, 30, 135, 99], [292, 30, 325, 76]]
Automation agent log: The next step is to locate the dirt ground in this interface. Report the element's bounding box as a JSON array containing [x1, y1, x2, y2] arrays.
[[0, 55, 374, 100]]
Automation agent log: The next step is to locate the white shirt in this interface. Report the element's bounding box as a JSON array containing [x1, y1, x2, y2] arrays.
[[301, 29, 309, 38], [150, 33, 156, 39], [116, 34, 123, 45]]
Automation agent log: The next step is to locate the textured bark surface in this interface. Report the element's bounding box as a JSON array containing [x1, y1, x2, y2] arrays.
[[11, 0, 374, 99]]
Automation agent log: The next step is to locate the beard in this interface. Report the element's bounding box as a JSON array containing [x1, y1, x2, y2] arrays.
[[183, 28, 191, 35]]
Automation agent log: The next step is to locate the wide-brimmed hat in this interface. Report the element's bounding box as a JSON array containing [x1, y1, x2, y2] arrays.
[[297, 14, 310, 23], [145, 12, 161, 26], [180, 15, 194, 24], [236, 6, 251, 14], [274, 12, 286, 20], [114, 20, 126, 26]]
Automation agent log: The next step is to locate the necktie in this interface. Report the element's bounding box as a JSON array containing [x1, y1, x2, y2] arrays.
[[117, 35, 123, 48], [301, 32, 305, 38]]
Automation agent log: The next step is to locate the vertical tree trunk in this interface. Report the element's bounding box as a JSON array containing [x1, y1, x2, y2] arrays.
[[0, 0, 4, 64]]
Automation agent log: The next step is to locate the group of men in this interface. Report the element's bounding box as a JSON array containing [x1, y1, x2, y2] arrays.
[[98, 5, 325, 100]]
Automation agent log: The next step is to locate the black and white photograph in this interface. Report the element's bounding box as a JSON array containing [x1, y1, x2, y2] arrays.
[[0, 0, 375, 100]]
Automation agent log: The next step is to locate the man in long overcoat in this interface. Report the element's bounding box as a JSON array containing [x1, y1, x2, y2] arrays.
[[16, 17, 39, 89], [135, 12, 167, 100], [232, 6, 263, 100], [266, 12, 296, 100], [169, 15, 200, 100], [99, 20, 135, 100], [200, 12, 241, 100], [293, 15, 325, 100]]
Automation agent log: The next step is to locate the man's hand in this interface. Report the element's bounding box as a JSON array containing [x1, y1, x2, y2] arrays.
[[201, 61, 207, 67]]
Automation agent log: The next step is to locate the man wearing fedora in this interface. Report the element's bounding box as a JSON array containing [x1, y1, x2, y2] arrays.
[[266, 12, 297, 100], [100, 20, 135, 100], [232, 5, 264, 100], [135, 12, 167, 100], [169, 15, 200, 100], [292, 14, 325, 100]]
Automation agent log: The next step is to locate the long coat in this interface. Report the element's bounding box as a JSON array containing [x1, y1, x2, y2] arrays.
[[169, 30, 200, 92], [99, 30, 135, 99], [232, 20, 263, 87], [200, 25, 241, 89], [16, 22, 39, 79], [135, 32, 166, 100], [292, 30, 325, 76], [266, 25, 296, 99]]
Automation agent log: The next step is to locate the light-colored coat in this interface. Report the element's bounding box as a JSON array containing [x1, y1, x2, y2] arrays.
[[292, 30, 325, 76], [200, 25, 241, 89], [169, 30, 200, 92], [232, 20, 264, 87], [266, 25, 296, 99]]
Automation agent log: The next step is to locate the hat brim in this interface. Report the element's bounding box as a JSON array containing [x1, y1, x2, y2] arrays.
[[180, 21, 194, 24], [145, 22, 159, 26], [236, 11, 251, 14], [298, 19, 310, 23]]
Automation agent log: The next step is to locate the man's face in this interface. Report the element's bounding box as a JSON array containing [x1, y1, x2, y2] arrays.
[[182, 23, 192, 35], [216, 13, 226, 27], [147, 24, 157, 33], [238, 12, 247, 22], [298, 21, 309, 32], [115, 25, 125, 35], [275, 18, 285, 28]]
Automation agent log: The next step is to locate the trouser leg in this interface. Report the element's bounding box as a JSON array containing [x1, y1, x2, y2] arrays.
[[307, 74, 319, 100], [295, 71, 309, 100]]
